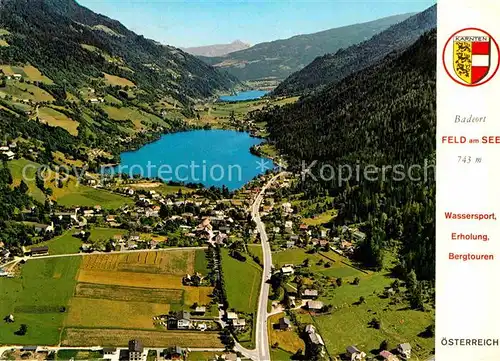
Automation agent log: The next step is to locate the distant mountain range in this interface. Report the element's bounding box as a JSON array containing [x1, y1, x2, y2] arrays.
[[197, 13, 414, 82], [273, 5, 436, 96], [181, 40, 251, 57]]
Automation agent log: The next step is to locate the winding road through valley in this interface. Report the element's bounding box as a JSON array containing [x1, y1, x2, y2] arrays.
[[235, 172, 285, 361]]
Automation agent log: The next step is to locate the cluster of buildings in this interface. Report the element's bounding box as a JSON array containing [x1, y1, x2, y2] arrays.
[[226, 311, 247, 331], [345, 343, 412, 361], [163, 309, 212, 332], [103, 340, 188, 361], [305, 324, 325, 355], [277, 265, 326, 311], [106, 188, 249, 242], [0, 143, 16, 160]]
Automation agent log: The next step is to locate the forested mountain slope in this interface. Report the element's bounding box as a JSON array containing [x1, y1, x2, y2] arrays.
[[198, 13, 413, 82], [0, 0, 241, 167], [273, 5, 436, 96], [256, 30, 436, 282], [0, 0, 237, 102]]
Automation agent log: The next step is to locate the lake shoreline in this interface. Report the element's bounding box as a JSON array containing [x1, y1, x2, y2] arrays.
[[111, 129, 277, 190], [218, 89, 269, 102]]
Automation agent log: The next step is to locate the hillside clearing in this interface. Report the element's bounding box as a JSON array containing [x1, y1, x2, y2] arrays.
[[103, 72, 135, 87], [38, 107, 79, 135]]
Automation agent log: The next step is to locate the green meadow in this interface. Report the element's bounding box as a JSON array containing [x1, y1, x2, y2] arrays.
[[311, 272, 435, 360], [28, 230, 82, 255], [0, 257, 81, 345], [272, 248, 366, 279], [221, 249, 262, 314], [8, 159, 133, 209]]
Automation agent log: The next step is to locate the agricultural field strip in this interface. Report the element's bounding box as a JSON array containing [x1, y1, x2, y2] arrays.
[[74, 283, 184, 304], [62, 328, 224, 348], [80, 249, 197, 274]]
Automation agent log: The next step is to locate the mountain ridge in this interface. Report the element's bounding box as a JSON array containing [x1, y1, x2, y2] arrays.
[[181, 40, 251, 57], [273, 4, 436, 96], [198, 13, 415, 81]]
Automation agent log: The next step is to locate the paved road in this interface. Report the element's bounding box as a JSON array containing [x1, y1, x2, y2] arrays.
[[236, 172, 285, 361]]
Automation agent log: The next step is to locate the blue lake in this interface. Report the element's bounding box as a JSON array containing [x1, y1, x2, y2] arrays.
[[219, 90, 269, 102], [112, 130, 275, 190]]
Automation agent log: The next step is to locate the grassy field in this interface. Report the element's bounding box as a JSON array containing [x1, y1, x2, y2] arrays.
[[257, 143, 278, 159], [38, 107, 79, 135], [268, 313, 305, 354], [28, 230, 82, 255], [54, 151, 85, 168], [88, 227, 127, 243], [17, 82, 54, 102], [272, 248, 367, 279], [66, 298, 170, 329], [221, 249, 261, 313], [23, 65, 54, 83], [3, 100, 33, 115], [0, 83, 53, 102], [56, 349, 103, 360], [104, 93, 123, 105], [0, 257, 81, 345], [187, 352, 221, 361], [67, 249, 212, 332], [311, 271, 434, 360], [302, 209, 337, 226], [51, 180, 133, 209], [103, 72, 135, 87], [270, 347, 294, 361], [127, 182, 193, 195], [74, 283, 183, 304], [194, 249, 209, 274], [68, 250, 213, 338], [0, 103, 20, 116], [80, 250, 200, 275], [248, 244, 264, 262]]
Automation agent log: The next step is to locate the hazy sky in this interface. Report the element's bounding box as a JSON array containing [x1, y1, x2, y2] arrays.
[[77, 0, 436, 48]]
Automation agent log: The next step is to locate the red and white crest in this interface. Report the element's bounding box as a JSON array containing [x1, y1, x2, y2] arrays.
[[443, 28, 499, 86]]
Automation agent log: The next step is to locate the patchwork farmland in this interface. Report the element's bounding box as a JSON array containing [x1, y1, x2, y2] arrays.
[[0, 249, 222, 347]]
